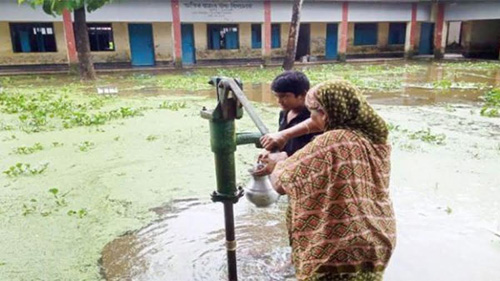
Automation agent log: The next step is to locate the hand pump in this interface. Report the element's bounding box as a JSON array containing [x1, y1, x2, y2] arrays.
[[200, 77, 269, 281]]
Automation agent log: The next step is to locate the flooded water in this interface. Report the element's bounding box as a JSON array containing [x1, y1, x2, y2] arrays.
[[114, 61, 500, 107], [99, 61, 500, 281], [2, 60, 499, 281], [101, 199, 295, 281], [101, 195, 500, 281]]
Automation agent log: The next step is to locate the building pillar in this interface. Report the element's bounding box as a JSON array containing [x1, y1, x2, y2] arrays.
[[433, 3, 446, 59], [405, 3, 418, 58], [62, 9, 78, 73], [338, 2, 348, 62], [263, 0, 272, 65], [171, 0, 182, 67]]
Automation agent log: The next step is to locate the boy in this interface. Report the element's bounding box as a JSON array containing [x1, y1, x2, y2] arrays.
[[260, 71, 318, 157]]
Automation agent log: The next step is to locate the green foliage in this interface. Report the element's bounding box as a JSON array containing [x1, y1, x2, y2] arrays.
[[67, 208, 88, 218], [2, 135, 17, 141], [22, 188, 74, 217], [441, 61, 500, 70], [131, 63, 423, 93], [63, 112, 104, 127], [18, 0, 113, 14], [158, 101, 187, 111], [422, 80, 487, 91], [131, 73, 154, 80], [0, 89, 141, 131], [408, 128, 446, 145], [386, 123, 408, 133], [154, 74, 212, 91], [22, 199, 38, 216], [399, 142, 420, 152], [115, 62, 492, 94], [0, 123, 14, 131], [444, 104, 456, 112], [387, 123, 399, 132], [52, 142, 64, 147], [49, 188, 68, 207], [3, 162, 49, 177], [12, 143, 44, 155], [432, 79, 453, 90], [1, 77, 13, 86], [481, 107, 499, 118], [78, 141, 95, 152], [388, 124, 446, 146], [480, 88, 500, 118], [146, 135, 159, 142]]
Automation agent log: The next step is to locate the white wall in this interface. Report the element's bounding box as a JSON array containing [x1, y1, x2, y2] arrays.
[[447, 21, 461, 45], [270, 2, 292, 22], [2, 0, 500, 25], [271, 2, 342, 23], [179, 1, 263, 23], [417, 3, 432, 22], [349, 3, 412, 22], [445, 2, 500, 21], [87, 0, 172, 22], [0, 0, 61, 22], [303, 2, 343, 22], [0, 0, 171, 23]]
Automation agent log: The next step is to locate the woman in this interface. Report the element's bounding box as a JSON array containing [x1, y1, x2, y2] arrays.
[[255, 80, 396, 281]]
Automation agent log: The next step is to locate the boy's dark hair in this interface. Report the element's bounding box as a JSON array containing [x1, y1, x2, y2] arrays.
[[271, 71, 310, 97]]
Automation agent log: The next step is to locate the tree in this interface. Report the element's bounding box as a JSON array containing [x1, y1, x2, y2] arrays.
[[282, 0, 304, 70], [18, 0, 113, 80]]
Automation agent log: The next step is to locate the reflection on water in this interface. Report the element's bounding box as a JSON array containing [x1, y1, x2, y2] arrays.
[[101, 198, 294, 281], [114, 62, 499, 107], [101, 194, 500, 281]]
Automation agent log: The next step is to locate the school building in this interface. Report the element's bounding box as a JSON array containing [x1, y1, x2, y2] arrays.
[[0, 0, 499, 70]]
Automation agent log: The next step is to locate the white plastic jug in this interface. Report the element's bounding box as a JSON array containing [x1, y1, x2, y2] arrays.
[[245, 164, 280, 207]]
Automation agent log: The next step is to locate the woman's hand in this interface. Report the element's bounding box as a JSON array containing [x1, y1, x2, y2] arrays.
[[257, 150, 270, 163], [260, 132, 288, 151], [253, 152, 288, 176]]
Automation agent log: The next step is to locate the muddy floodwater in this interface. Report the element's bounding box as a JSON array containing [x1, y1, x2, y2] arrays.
[[1, 60, 499, 280], [100, 105, 500, 281]]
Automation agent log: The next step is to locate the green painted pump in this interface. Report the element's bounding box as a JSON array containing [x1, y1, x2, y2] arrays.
[[200, 77, 270, 281]]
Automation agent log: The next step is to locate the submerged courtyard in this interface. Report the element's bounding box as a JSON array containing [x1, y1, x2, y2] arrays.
[[0, 60, 499, 280]]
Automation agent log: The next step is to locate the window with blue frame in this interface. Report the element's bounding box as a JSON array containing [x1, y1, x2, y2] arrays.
[[354, 23, 378, 46], [388, 23, 407, 45], [271, 24, 281, 48], [207, 24, 239, 50], [251, 24, 262, 49], [10, 23, 57, 53]]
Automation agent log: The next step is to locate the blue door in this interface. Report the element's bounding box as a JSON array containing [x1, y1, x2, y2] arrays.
[[271, 24, 281, 48], [251, 24, 262, 49], [20, 31, 32, 52], [181, 24, 195, 65], [419, 22, 435, 55], [128, 24, 155, 66], [326, 23, 338, 60]]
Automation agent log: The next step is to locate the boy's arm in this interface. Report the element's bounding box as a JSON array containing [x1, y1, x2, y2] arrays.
[[260, 118, 322, 151]]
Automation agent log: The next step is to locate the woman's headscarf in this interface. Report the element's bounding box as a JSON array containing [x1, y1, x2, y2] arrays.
[[306, 80, 388, 144]]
